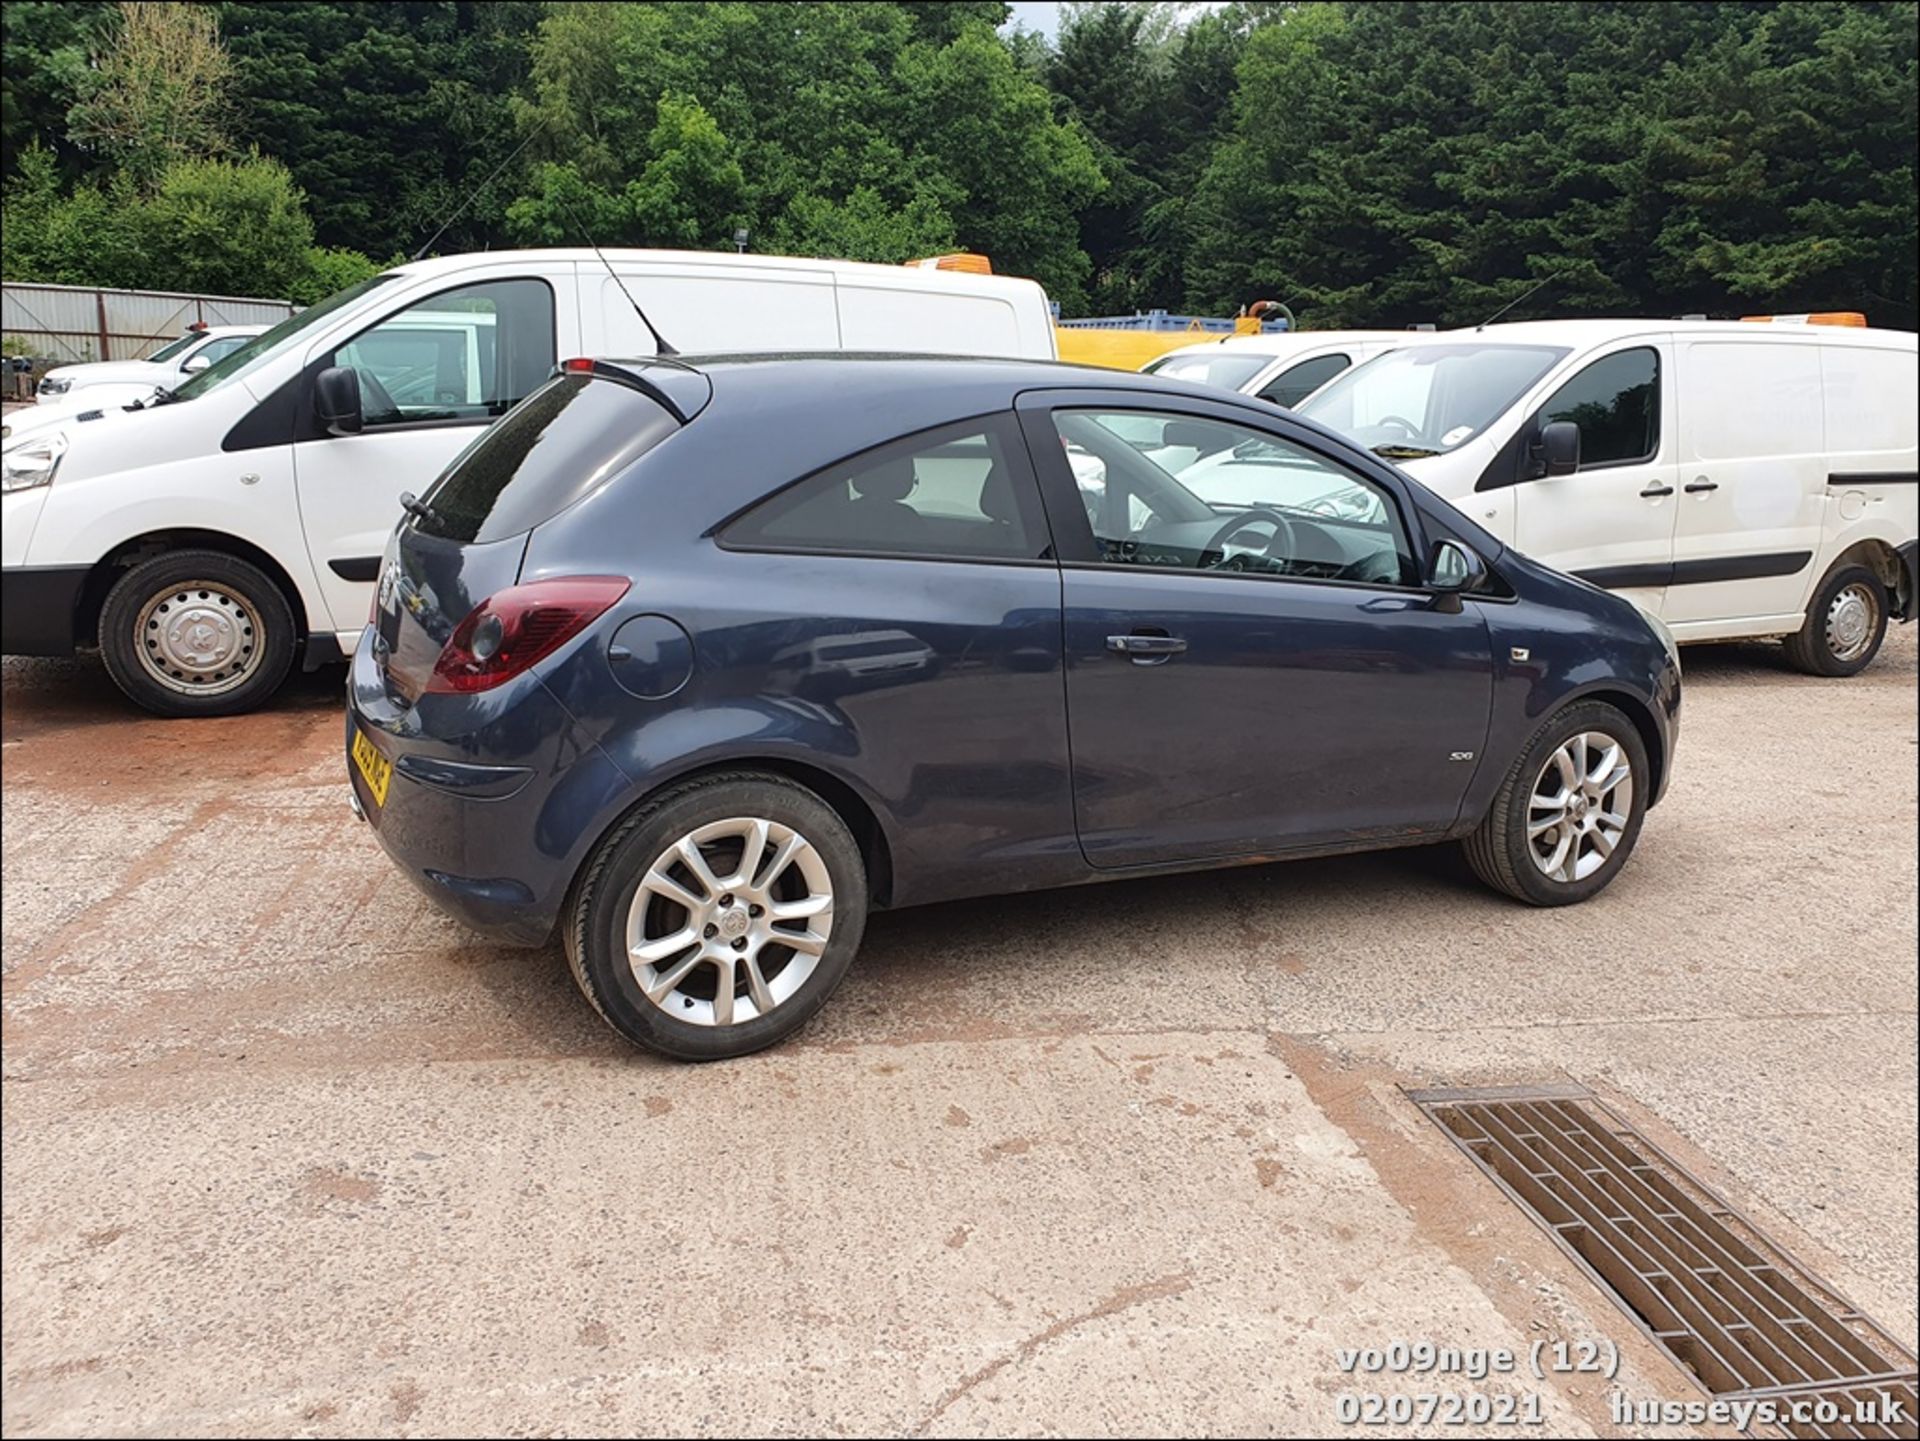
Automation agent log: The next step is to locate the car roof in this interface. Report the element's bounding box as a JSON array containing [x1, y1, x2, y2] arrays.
[[1412, 318, 1916, 350], [1157, 330, 1425, 360], [598, 350, 1242, 411], [1157, 318, 1917, 362]]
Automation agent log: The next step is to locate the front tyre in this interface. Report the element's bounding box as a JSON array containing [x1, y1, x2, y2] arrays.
[[98, 549, 297, 717], [1463, 701, 1650, 907], [565, 771, 869, 1060], [1782, 563, 1887, 677]]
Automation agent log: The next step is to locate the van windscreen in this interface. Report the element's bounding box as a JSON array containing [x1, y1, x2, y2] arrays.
[[1300, 343, 1567, 457], [412, 375, 679, 544]]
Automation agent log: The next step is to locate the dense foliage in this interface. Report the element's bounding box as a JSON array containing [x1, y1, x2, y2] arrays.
[[3, 1, 1914, 327]]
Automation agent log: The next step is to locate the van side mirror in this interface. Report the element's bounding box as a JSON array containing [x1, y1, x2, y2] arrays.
[[1427, 539, 1488, 614], [314, 366, 363, 436], [1536, 420, 1580, 478], [181, 353, 212, 374]]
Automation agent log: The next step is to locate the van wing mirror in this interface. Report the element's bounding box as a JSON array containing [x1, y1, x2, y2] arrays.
[[180, 353, 212, 374], [314, 366, 363, 436], [1536, 419, 1580, 477], [1427, 539, 1488, 613]]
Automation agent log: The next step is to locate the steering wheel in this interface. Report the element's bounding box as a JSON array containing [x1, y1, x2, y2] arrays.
[[1374, 414, 1423, 441], [1204, 508, 1296, 571], [355, 368, 400, 421]]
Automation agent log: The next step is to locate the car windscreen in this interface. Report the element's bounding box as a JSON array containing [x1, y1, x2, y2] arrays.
[[1299, 343, 1568, 458], [169, 275, 395, 402], [1143, 351, 1271, 392], [147, 333, 202, 363], [412, 374, 680, 544]]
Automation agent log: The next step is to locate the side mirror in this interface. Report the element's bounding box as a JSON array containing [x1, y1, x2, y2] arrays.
[[180, 353, 212, 374], [1427, 539, 1488, 614], [314, 366, 363, 436], [1536, 419, 1580, 478]]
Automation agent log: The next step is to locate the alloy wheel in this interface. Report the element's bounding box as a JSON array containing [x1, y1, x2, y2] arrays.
[[626, 816, 834, 1027], [1527, 731, 1634, 884]]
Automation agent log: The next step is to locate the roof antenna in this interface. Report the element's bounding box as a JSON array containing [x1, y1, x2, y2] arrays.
[[1476, 270, 1561, 331], [412, 127, 541, 261], [548, 188, 679, 357]]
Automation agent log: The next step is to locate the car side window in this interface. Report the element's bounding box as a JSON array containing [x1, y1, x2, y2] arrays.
[[1536, 347, 1659, 469], [1055, 409, 1417, 587], [1257, 353, 1350, 408], [330, 278, 555, 428], [723, 414, 1049, 562]]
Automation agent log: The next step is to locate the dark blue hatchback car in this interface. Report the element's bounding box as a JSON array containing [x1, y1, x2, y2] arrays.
[[348, 354, 1680, 1059]]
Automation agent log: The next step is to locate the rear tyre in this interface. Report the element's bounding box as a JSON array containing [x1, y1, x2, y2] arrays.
[[1782, 563, 1887, 677], [98, 549, 297, 717], [1463, 700, 1650, 907], [565, 771, 869, 1060]]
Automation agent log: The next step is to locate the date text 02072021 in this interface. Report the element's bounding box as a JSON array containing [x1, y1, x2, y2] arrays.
[[1330, 1339, 1617, 1428]]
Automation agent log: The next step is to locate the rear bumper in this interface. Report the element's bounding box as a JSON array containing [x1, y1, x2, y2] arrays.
[[346, 630, 632, 947], [1897, 540, 1917, 624], [0, 565, 87, 655]]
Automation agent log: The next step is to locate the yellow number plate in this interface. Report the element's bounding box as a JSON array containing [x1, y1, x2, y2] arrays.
[[351, 728, 393, 808]]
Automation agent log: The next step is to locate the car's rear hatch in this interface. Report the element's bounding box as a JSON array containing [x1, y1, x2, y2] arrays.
[[373, 363, 705, 707]]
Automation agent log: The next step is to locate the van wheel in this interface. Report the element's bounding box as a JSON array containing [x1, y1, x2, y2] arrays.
[[1782, 564, 1887, 677], [98, 549, 297, 717], [1463, 700, 1650, 907], [565, 771, 869, 1060]]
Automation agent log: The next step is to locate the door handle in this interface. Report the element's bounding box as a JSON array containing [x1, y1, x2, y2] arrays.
[[1107, 632, 1188, 664], [1684, 477, 1719, 493], [1640, 482, 1675, 498]]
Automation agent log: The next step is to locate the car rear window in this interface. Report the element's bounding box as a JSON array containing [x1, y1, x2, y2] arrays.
[[413, 374, 679, 544]]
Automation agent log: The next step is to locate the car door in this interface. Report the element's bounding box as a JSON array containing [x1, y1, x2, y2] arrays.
[[1018, 389, 1494, 868], [292, 271, 564, 632], [1498, 341, 1679, 616], [1664, 338, 1827, 628]]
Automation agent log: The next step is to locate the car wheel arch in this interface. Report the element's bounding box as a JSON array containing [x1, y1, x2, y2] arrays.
[[84, 529, 314, 654], [570, 753, 898, 914], [1552, 684, 1667, 804]]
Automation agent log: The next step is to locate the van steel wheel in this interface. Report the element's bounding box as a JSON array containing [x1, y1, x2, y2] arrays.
[[99, 549, 297, 718], [566, 772, 868, 1060], [1783, 564, 1887, 677], [1463, 700, 1650, 906]]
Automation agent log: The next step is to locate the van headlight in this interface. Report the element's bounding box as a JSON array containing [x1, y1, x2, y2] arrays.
[[37, 375, 71, 397], [1, 432, 68, 492]]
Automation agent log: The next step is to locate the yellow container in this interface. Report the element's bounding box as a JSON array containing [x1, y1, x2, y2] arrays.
[[1053, 316, 1267, 371]]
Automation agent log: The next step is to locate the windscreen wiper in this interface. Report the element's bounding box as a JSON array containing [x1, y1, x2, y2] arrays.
[[1372, 443, 1439, 460]]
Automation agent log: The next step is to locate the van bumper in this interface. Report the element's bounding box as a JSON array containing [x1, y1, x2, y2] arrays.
[[0, 565, 86, 655], [1897, 541, 1917, 623]]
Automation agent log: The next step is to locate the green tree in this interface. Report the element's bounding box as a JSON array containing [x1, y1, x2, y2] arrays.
[[510, 2, 1101, 303], [216, 1, 545, 259], [1, 2, 111, 183], [67, 1, 235, 190]]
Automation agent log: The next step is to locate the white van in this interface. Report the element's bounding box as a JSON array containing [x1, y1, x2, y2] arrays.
[[1297, 318, 1918, 675], [1144, 330, 1419, 407], [0, 248, 1057, 715]]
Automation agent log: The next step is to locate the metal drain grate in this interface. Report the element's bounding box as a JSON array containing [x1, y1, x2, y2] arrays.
[[1411, 1084, 1918, 1439]]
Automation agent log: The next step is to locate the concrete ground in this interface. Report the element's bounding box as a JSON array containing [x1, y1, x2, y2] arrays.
[[3, 626, 1915, 1437]]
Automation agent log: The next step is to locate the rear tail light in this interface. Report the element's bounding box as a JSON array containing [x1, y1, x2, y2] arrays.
[[425, 576, 630, 694]]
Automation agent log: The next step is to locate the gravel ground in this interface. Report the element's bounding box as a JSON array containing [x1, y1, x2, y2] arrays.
[[3, 625, 1915, 1436]]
